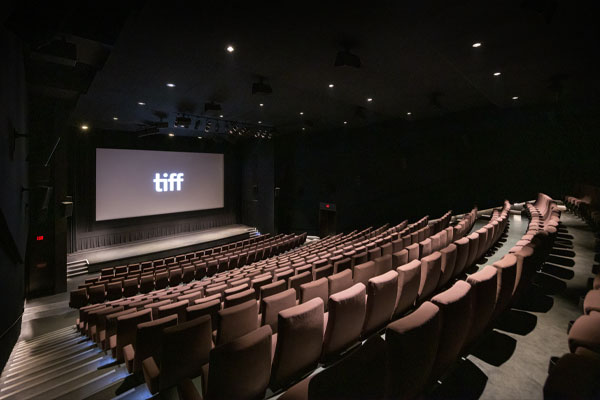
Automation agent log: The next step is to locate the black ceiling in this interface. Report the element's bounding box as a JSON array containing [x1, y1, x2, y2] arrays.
[[7, 0, 600, 138]]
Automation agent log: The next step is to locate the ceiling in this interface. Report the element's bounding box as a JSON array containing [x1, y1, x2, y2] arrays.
[[8, 0, 600, 138]]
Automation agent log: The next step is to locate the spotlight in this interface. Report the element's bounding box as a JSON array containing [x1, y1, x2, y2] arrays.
[[226, 45, 234, 53], [138, 102, 146, 105], [258, 121, 262, 124], [219, 114, 224, 118], [302, 127, 305, 131], [166, 83, 176, 87], [343, 121, 347, 124], [407, 112, 412, 115], [367, 98, 373, 102], [113, 116, 118, 120], [168, 133, 174, 137], [299, 112, 304, 115], [198, 136, 202, 139], [252, 78, 272, 94], [472, 42, 482, 48], [334, 49, 361, 68], [81, 125, 88, 130], [512, 96, 519, 100], [328, 83, 334, 88], [259, 103, 264, 107], [493, 72, 501, 76]]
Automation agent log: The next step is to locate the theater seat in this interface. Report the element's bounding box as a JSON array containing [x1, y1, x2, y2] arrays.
[[143, 315, 212, 395], [112, 308, 152, 362], [261, 289, 296, 333], [353, 261, 377, 287], [568, 314, 600, 354], [362, 270, 398, 337], [322, 283, 366, 361], [299, 278, 329, 312], [491, 254, 517, 320], [385, 302, 442, 399], [270, 298, 325, 390], [438, 244, 457, 289], [394, 260, 421, 317], [216, 299, 259, 345], [465, 265, 498, 347], [328, 269, 353, 296], [205, 325, 273, 400], [123, 314, 177, 373], [187, 299, 221, 328], [417, 252, 442, 301]]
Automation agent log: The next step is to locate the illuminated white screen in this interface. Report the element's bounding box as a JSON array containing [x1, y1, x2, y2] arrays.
[[96, 148, 224, 221]]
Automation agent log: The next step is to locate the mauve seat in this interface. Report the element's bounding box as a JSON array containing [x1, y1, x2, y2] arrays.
[[157, 300, 188, 322], [419, 238, 432, 259], [205, 325, 273, 400], [465, 265, 498, 347], [352, 252, 369, 268], [187, 298, 221, 327], [394, 260, 421, 317], [143, 315, 212, 395], [491, 254, 517, 320], [322, 283, 367, 361], [261, 289, 297, 333], [328, 269, 354, 296], [112, 308, 152, 362], [438, 243, 457, 289], [123, 314, 177, 373], [417, 252, 442, 301], [315, 264, 334, 280], [178, 290, 204, 306], [543, 349, 600, 399], [88, 284, 106, 304], [568, 314, 600, 354], [260, 280, 287, 300], [583, 290, 600, 315], [430, 280, 473, 380], [392, 249, 409, 269], [224, 288, 257, 308], [140, 275, 155, 294], [216, 299, 259, 345], [69, 289, 88, 308], [288, 271, 313, 299], [251, 275, 273, 300], [270, 298, 325, 390], [374, 254, 393, 275], [362, 271, 398, 337], [300, 278, 329, 312], [465, 232, 480, 270], [353, 261, 377, 287], [512, 245, 536, 303], [406, 243, 420, 262], [145, 299, 172, 319], [385, 302, 442, 399], [333, 257, 352, 274], [452, 237, 470, 277]]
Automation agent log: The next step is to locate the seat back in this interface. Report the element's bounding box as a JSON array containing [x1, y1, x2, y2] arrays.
[[453, 237, 470, 277], [224, 288, 257, 308], [288, 271, 313, 299], [465, 265, 498, 347], [438, 244, 457, 289], [260, 280, 287, 300], [187, 298, 221, 328], [216, 299, 259, 345], [328, 269, 353, 296], [374, 254, 393, 275], [300, 278, 329, 312], [430, 280, 473, 379], [115, 309, 152, 362], [491, 254, 517, 320], [322, 283, 367, 360], [406, 243, 420, 262], [157, 300, 188, 322], [385, 302, 442, 399], [206, 325, 273, 400], [261, 289, 296, 333], [270, 298, 325, 390], [132, 314, 178, 372], [418, 252, 442, 300], [353, 261, 377, 287], [363, 271, 398, 337], [394, 260, 421, 317]]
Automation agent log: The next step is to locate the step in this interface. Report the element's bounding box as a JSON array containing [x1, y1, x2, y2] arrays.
[[6, 341, 96, 374], [12, 335, 87, 360], [67, 270, 89, 278]]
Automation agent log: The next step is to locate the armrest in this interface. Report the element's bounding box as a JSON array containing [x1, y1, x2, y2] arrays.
[[123, 344, 135, 373], [142, 356, 160, 395]]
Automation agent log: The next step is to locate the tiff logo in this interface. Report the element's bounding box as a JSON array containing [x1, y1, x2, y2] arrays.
[[153, 173, 184, 192]]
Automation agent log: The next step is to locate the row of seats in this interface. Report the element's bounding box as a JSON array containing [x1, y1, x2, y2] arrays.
[[276, 195, 560, 399], [123, 207, 502, 397], [69, 233, 308, 307], [565, 184, 600, 232], [544, 194, 600, 399]]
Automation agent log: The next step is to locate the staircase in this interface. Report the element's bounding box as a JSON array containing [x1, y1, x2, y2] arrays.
[[67, 259, 89, 278], [0, 327, 129, 400]]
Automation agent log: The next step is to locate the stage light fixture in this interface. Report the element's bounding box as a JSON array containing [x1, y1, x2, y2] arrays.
[[472, 42, 482, 48], [219, 114, 224, 118], [334, 49, 361, 68], [493, 72, 501, 76], [138, 102, 146, 105], [259, 103, 264, 107], [113, 117, 118, 120], [512, 96, 519, 100], [258, 121, 262, 124], [226, 45, 234, 52], [343, 121, 347, 124], [166, 83, 175, 87], [367, 98, 373, 102], [168, 133, 174, 137], [407, 112, 412, 115], [299, 112, 304, 115], [81, 125, 88, 130], [198, 136, 202, 139], [328, 83, 334, 88]]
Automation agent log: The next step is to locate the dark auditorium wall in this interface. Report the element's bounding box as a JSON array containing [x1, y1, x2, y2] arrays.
[[0, 28, 28, 372], [66, 132, 244, 254], [240, 141, 275, 235], [275, 102, 600, 235]]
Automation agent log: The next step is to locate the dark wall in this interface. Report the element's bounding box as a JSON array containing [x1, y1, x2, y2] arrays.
[[0, 27, 28, 372], [275, 102, 600, 235], [240, 141, 275, 235], [67, 132, 245, 254]]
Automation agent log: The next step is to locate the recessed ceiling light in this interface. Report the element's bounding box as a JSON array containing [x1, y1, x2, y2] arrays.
[[168, 133, 175, 137], [81, 125, 88, 130], [493, 72, 501, 76], [328, 83, 334, 88], [138, 102, 146, 105], [166, 83, 175, 87], [472, 42, 482, 48], [258, 121, 262, 124], [299, 112, 304, 115], [113, 117, 118, 120], [367, 98, 373, 102], [219, 114, 224, 118], [259, 103, 264, 107], [407, 112, 412, 115], [343, 121, 347, 124], [302, 127, 305, 131], [226, 45, 234, 53], [512, 96, 519, 100], [198, 136, 202, 139]]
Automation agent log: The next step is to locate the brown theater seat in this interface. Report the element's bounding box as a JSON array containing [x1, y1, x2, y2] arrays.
[[224, 288, 256, 308], [465, 265, 498, 347], [299, 278, 329, 311], [187, 299, 221, 327], [353, 261, 377, 287], [112, 308, 152, 362], [216, 299, 259, 345], [261, 289, 297, 333], [123, 314, 177, 373], [438, 243, 457, 289], [362, 270, 398, 337], [418, 252, 442, 301], [328, 269, 353, 296], [157, 300, 188, 322]]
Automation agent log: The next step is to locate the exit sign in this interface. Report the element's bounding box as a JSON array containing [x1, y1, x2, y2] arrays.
[[36, 235, 44, 241]]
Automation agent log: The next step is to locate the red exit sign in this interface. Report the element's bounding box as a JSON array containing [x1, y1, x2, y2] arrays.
[[36, 235, 44, 241]]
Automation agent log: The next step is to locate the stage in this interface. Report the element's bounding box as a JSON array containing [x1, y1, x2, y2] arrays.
[[67, 224, 255, 272]]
